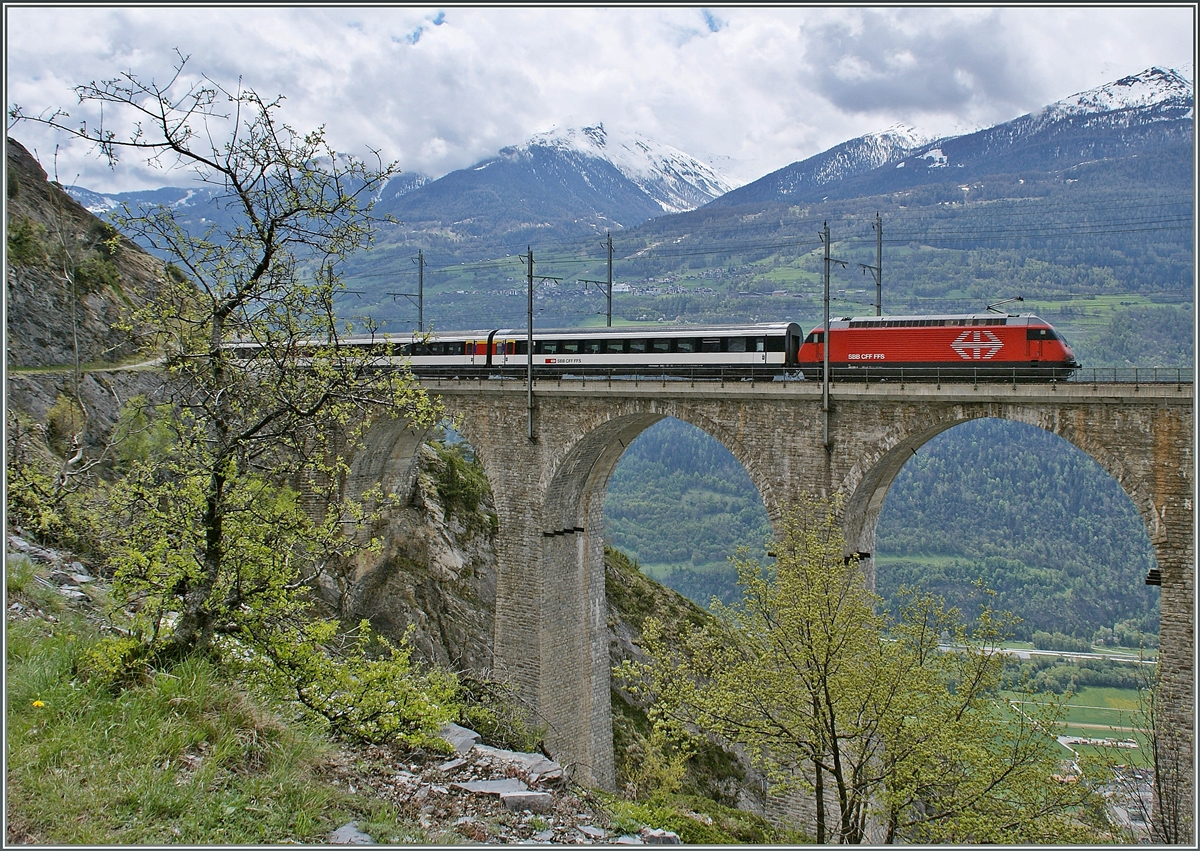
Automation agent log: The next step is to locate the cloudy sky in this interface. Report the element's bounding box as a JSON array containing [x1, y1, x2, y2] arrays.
[[4, 5, 1194, 194]]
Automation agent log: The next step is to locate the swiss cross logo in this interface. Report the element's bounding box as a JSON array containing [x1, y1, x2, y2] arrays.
[[951, 329, 1003, 360]]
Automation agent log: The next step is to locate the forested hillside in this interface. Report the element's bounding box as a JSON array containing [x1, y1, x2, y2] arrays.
[[875, 418, 1159, 642], [603, 420, 771, 605], [339, 141, 1193, 371], [603, 416, 1160, 643]]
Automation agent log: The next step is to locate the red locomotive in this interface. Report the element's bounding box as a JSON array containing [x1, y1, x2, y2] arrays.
[[797, 312, 1080, 381]]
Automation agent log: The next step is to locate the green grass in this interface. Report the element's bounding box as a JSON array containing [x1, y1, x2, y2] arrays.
[[596, 792, 809, 845], [7, 356, 159, 375], [4, 574, 419, 845], [1004, 686, 1152, 767], [876, 554, 963, 568]]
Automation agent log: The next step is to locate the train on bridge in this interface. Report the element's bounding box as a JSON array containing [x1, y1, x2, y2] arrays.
[[252, 312, 1080, 381], [797, 312, 1079, 381]]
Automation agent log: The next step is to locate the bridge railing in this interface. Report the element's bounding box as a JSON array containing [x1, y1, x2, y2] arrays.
[[830, 366, 1195, 385], [438, 365, 1195, 385], [1065, 367, 1194, 385]]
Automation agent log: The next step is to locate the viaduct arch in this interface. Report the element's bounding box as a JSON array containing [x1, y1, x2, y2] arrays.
[[349, 378, 1192, 835]]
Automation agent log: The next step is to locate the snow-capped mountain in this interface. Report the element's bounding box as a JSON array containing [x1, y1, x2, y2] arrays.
[[59, 65, 1191, 249], [887, 65, 1193, 177], [66, 170, 429, 241], [67, 185, 224, 217], [519, 124, 740, 214], [709, 124, 928, 207], [374, 124, 739, 241], [714, 65, 1192, 207], [1039, 66, 1193, 122]]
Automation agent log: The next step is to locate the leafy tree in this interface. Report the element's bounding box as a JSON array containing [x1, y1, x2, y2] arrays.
[[621, 494, 1099, 844], [10, 54, 446, 737], [1076, 653, 1193, 845], [1141, 661, 1192, 844]]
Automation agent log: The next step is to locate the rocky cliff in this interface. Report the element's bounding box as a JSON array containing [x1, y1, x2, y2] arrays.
[[4, 137, 768, 825], [342, 441, 500, 674], [6, 137, 167, 468], [6, 137, 160, 369]]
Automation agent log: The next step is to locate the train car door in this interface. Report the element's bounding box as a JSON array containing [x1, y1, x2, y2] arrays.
[[1026, 327, 1050, 362]]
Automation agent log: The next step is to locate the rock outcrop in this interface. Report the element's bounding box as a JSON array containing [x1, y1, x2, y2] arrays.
[[6, 137, 160, 369], [340, 442, 499, 674]]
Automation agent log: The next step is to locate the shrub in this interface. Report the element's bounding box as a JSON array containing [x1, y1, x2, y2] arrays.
[[5, 413, 91, 549], [45, 394, 85, 457], [7, 215, 48, 265], [432, 441, 490, 515], [234, 620, 460, 749], [456, 673, 548, 753], [76, 254, 121, 293]]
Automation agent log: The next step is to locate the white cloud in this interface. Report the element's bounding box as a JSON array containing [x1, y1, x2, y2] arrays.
[[5, 6, 1193, 193]]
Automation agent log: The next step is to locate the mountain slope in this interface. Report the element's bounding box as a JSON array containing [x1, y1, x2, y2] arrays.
[[885, 66, 1193, 177], [375, 124, 737, 238], [6, 137, 161, 369], [377, 139, 663, 236], [714, 66, 1192, 207], [529, 124, 739, 214], [708, 125, 927, 207]]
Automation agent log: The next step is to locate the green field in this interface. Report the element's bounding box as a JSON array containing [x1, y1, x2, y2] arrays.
[[1006, 686, 1151, 767]]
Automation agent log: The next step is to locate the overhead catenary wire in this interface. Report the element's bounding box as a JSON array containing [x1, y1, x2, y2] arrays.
[[338, 196, 1192, 336], [343, 199, 1192, 280]]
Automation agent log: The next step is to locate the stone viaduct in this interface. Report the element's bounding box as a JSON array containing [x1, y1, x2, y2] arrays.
[[344, 376, 1193, 828]]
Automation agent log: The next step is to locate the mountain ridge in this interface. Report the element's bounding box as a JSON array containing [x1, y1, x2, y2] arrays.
[[63, 65, 1191, 246], [712, 65, 1192, 207]]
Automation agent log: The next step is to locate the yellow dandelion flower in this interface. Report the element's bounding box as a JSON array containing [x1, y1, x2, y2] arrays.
[[31, 700, 45, 708]]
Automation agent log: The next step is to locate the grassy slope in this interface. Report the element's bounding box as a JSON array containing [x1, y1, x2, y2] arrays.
[[5, 547, 800, 845], [4, 576, 399, 845]]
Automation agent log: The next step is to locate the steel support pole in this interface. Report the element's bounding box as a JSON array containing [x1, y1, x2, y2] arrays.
[[606, 232, 613, 327], [527, 246, 534, 441], [875, 211, 882, 316], [823, 221, 831, 448], [417, 249, 425, 332]]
